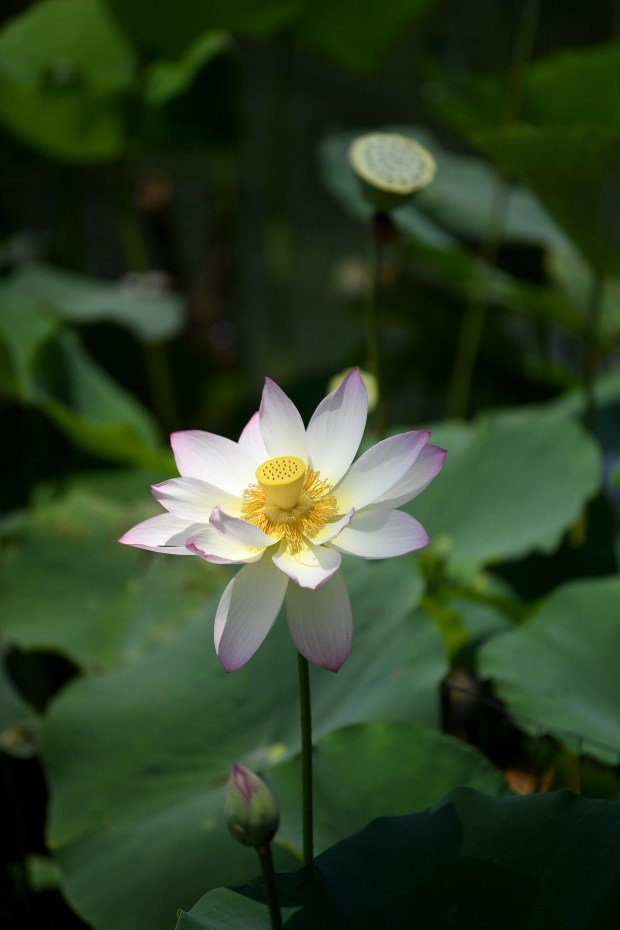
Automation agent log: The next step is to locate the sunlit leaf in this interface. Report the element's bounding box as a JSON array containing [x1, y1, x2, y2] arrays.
[[411, 406, 601, 568], [479, 575, 620, 765], [12, 262, 184, 343]]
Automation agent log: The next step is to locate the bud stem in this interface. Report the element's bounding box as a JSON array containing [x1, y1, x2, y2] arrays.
[[256, 843, 283, 930], [297, 653, 314, 869], [367, 215, 388, 440]]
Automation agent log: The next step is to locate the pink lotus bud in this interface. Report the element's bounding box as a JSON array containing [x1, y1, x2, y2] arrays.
[[224, 762, 279, 847]]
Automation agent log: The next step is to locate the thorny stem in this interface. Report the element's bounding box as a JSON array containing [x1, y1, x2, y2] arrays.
[[297, 652, 314, 869], [256, 843, 283, 930]]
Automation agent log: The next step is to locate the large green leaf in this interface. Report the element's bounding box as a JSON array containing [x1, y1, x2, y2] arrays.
[[0, 79, 127, 161], [472, 125, 620, 277], [38, 331, 168, 466], [0, 0, 134, 161], [546, 244, 620, 348], [292, 0, 435, 72], [408, 126, 563, 248], [0, 279, 58, 399], [266, 723, 508, 853], [0, 488, 225, 671], [11, 262, 184, 343], [44, 556, 446, 930], [0, 0, 135, 92], [479, 576, 620, 765], [439, 41, 620, 133], [0, 280, 169, 466], [412, 406, 601, 569], [181, 789, 620, 929], [0, 642, 40, 759]]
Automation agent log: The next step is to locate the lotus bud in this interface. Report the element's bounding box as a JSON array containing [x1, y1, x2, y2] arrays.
[[328, 368, 378, 412], [224, 762, 279, 847], [349, 132, 436, 213]]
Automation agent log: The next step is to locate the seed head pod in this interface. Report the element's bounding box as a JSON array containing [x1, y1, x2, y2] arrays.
[[349, 132, 436, 212]]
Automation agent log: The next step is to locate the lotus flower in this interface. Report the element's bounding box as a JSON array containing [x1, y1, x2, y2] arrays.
[[120, 370, 445, 673]]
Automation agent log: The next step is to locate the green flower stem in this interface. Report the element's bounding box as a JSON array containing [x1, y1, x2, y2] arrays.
[[583, 271, 604, 432], [297, 652, 314, 869], [113, 163, 179, 432], [366, 216, 387, 440], [445, 0, 542, 420], [256, 843, 283, 930], [445, 184, 508, 419]]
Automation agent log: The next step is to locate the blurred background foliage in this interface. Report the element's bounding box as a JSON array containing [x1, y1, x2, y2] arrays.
[[1, 0, 619, 927]]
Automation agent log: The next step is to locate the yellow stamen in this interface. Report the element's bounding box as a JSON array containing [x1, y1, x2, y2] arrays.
[[242, 465, 337, 555], [256, 456, 306, 510]]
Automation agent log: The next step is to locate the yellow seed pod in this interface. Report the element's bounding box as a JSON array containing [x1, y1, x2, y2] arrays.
[[256, 456, 306, 510], [349, 132, 436, 212]]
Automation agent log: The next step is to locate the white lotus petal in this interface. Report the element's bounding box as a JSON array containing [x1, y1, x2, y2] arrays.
[[170, 430, 256, 496], [238, 411, 270, 465], [330, 507, 428, 558], [186, 526, 264, 564], [333, 430, 430, 512], [286, 570, 352, 671], [306, 368, 367, 485], [119, 513, 197, 555], [309, 509, 355, 545], [259, 378, 307, 461], [152, 477, 242, 521], [272, 540, 341, 589], [214, 558, 288, 671], [372, 443, 447, 509], [209, 506, 276, 549]]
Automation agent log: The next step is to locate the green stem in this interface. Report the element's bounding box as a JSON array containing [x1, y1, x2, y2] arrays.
[[366, 218, 387, 439], [297, 652, 314, 869], [58, 164, 86, 269], [113, 164, 179, 431], [256, 844, 283, 930], [445, 0, 542, 419], [114, 165, 149, 273], [583, 271, 604, 432], [445, 184, 508, 419]]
